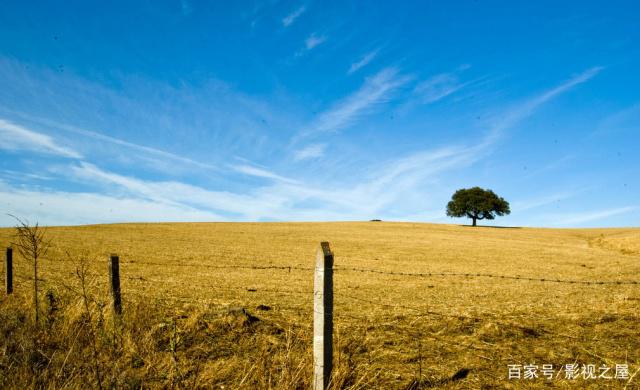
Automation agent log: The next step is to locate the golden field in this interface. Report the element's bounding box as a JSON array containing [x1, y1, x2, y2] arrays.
[[0, 221, 639, 389]]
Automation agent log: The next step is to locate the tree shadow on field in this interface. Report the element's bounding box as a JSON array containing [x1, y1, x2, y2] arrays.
[[460, 225, 522, 229]]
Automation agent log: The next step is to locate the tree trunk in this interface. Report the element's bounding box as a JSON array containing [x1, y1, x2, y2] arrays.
[[472, 217, 477, 227], [34, 257, 39, 324]]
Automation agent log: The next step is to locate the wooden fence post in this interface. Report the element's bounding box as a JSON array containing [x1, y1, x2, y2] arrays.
[[314, 242, 334, 390], [109, 254, 122, 315], [5, 247, 12, 295]]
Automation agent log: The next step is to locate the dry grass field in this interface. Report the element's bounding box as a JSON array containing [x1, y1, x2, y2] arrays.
[[0, 221, 639, 389]]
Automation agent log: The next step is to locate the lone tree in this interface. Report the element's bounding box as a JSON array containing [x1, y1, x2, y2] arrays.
[[446, 187, 510, 227]]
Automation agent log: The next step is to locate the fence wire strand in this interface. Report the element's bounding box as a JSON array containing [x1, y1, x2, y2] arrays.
[[334, 266, 640, 285], [34, 257, 640, 285]]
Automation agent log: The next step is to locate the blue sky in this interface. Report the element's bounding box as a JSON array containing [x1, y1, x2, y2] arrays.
[[0, 1, 638, 227]]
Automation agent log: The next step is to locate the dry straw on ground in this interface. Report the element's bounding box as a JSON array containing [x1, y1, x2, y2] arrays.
[[0, 222, 639, 389]]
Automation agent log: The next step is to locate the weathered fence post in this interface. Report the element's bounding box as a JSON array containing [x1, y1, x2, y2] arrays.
[[109, 254, 122, 315], [314, 242, 334, 390], [5, 247, 12, 295]]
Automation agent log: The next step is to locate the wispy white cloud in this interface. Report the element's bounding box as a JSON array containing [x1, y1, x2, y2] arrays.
[[519, 155, 576, 180], [348, 49, 379, 74], [0, 55, 292, 174], [413, 72, 466, 104], [47, 156, 467, 223], [591, 101, 640, 138], [40, 118, 219, 171], [0, 119, 81, 158], [511, 191, 579, 212], [281, 145, 484, 219], [486, 67, 603, 143], [298, 67, 411, 139], [0, 184, 224, 226], [341, 146, 479, 214], [305, 33, 326, 50], [282, 5, 306, 27], [230, 164, 298, 184], [0, 170, 53, 182], [69, 162, 284, 218], [547, 206, 638, 226], [293, 143, 326, 161], [0, 113, 221, 177]]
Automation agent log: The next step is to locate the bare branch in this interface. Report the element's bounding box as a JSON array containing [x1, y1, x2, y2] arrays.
[[8, 214, 51, 324]]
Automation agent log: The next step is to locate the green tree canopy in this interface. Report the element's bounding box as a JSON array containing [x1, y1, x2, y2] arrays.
[[446, 187, 510, 226]]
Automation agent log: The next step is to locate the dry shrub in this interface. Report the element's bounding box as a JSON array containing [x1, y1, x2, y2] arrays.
[[0, 289, 373, 389]]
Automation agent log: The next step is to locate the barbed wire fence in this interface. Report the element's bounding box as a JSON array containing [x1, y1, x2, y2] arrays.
[[44, 254, 640, 285], [3, 241, 639, 388]]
